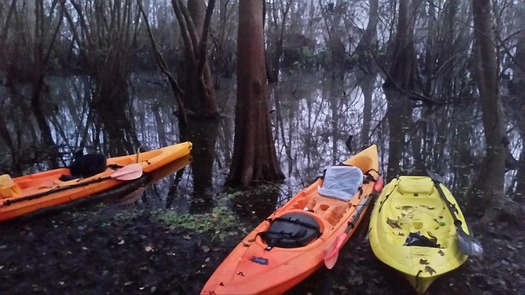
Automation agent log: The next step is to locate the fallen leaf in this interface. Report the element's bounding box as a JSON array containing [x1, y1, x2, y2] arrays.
[[427, 231, 438, 244], [425, 265, 437, 275], [183, 234, 192, 240], [201, 245, 210, 253], [387, 218, 402, 229]]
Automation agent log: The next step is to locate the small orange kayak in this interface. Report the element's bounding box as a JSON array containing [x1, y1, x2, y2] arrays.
[[201, 145, 381, 295], [0, 142, 192, 221]]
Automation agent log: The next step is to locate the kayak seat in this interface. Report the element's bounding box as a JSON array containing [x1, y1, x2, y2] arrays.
[[69, 152, 107, 178], [397, 177, 435, 195], [0, 174, 22, 198], [262, 213, 321, 249], [318, 165, 363, 201]]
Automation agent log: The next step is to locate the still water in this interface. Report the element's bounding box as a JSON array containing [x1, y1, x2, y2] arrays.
[[0, 72, 515, 217]]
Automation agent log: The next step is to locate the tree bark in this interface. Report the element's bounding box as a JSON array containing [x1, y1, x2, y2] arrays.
[[382, 0, 417, 181], [510, 5, 525, 204], [172, 0, 219, 118], [354, 0, 378, 146], [469, 0, 507, 222], [226, 0, 284, 188]]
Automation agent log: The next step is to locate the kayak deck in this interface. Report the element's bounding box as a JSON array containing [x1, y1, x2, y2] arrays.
[[369, 176, 468, 294], [0, 142, 192, 221], [201, 145, 380, 295]]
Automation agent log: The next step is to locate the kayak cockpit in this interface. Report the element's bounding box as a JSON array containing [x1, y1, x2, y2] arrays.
[[262, 212, 322, 249]]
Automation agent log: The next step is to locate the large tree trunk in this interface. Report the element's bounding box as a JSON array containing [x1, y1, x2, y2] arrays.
[[226, 0, 284, 188], [469, 0, 507, 222]]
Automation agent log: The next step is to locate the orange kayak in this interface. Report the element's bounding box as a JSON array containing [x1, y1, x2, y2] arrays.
[[201, 145, 381, 295], [0, 142, 192, 221]]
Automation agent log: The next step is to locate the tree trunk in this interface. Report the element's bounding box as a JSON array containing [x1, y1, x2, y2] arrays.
[[137, 0, 188, 132], [30, 0, 62, 169], [172, 0, 219, 118], [354, 0, 378, 146], [226, 0, 284, 188], [510, 5, 525, 204], [382, 0, 417, 181], [469, 0, 507, 222]]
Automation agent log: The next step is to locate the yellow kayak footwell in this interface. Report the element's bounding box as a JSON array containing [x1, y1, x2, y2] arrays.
[[368, 176, 469, 294]]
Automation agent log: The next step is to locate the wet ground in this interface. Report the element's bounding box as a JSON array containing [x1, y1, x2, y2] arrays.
[[0, 198, 524, 295]]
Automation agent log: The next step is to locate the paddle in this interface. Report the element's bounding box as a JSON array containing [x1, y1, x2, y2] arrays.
[[426, 170, 483, 256], [324, 194, 374, 269], [0, 163, 144, 206]]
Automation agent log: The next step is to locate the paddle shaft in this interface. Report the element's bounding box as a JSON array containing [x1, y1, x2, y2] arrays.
[[344, 194, 374, 235], [428, 173, 483, 256], [2, 174, 133, 206], [430, 179, 463, 227]]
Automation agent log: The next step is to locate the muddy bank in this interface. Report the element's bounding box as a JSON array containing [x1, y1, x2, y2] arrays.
[[0, 204, 523, 295]]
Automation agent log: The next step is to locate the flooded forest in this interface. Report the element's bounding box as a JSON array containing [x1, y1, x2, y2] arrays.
[[0, 0, 524, 294]]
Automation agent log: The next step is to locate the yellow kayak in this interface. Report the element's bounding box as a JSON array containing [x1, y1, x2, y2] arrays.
[[368, 176, 469, 294]]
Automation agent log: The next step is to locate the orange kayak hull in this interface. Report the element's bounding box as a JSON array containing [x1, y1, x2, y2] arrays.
[[0, 142, 192, 221], [201, 145, 380, 295]]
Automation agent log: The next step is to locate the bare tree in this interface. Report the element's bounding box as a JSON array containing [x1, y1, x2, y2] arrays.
[[61, 0, 142, 154], [382, 0, 418, 180], [226, 0, 284, 188], [469, 0, 507, 222], [137, 0, 187, 130], [171, 0, 219, 118], [210, 0, 236, 83], [266, 0, 292, 81], [510, 4, 525, 203], [353, 0, 378, 146]]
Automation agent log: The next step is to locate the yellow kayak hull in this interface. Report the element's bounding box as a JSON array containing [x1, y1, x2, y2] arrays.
[[369, 176, 469, 294]]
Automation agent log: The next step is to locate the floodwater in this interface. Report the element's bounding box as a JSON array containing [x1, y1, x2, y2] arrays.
[[0, 71, 517, 218]]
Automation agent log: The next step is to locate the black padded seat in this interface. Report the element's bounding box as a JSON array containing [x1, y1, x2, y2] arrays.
[[262, 212, 321, 248]]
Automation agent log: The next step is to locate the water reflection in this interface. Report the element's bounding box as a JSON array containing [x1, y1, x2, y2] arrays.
[[0, 72, 514, 215], [187, 117, 219, 213], [115, 155, 192, 207]]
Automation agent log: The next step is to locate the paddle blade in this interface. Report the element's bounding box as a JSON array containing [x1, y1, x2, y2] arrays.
[[373, 176, 384, 193], [324, 233, 347, 269], [457, 227, 483, 256], [111, 163, 143, 180], [117, 187, 146, 205]]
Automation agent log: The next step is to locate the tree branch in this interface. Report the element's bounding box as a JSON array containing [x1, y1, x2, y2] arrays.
[[137, 0, 187, 127]]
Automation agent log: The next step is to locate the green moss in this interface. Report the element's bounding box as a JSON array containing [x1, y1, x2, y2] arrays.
[[153, 206, 241, 241]]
